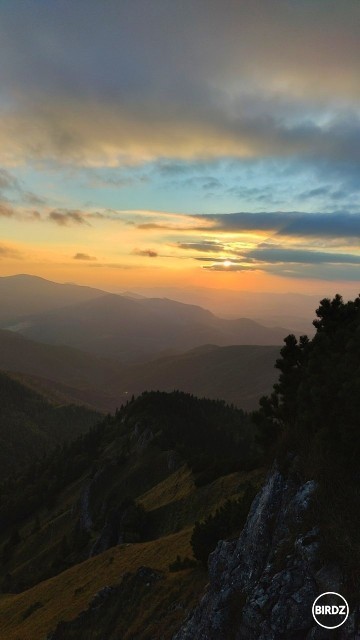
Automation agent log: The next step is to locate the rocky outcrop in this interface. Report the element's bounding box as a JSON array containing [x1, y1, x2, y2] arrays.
[[174, 466, 357, 640], [132, 421, 155, 452], [90, 500, 147, 556], [77, 466, 111, 533]]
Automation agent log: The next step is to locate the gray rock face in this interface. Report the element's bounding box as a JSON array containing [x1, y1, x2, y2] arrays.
[[132, 421, 155, 452], [174, 467, 356, 640], [78, 465, 111, 533]]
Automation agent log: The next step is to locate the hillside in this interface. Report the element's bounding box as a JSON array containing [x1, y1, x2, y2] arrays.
[[6, 290, 289, 361], [3, 295, 359, 638], [0, 372, 102, 479], [122, 344, 280, 410], [0, 330, 279, 412], [0, 274, 105, 326], [0, 391, 264, 639], [173, 294, 360, 638], [0, 329, 124, 412]]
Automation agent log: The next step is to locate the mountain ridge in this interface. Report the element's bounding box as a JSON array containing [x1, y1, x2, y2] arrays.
[[0, 329, 279, 411], [4, 291, 289, 361]]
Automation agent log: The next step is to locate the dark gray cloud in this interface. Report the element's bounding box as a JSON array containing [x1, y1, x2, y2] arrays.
[[197, 243, 360, 280], [73, 252, 97, 260], [1, 1, 360, 171], [176, 241, 225, 253], [2, 1, 359, 105], [267, 263, 360, 282], [196, 211, 360, 238], [194, 257, 247, 263], [132, 248, 158, 258], [247, 247, 360, 265], [48, 209, 90, 226], [300, 186, 331, 199]]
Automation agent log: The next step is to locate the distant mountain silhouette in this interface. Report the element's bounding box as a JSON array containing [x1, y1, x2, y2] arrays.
[[120, 344, 280, 410], [2, 276, 290, 361], [0, 273, 105, 326]]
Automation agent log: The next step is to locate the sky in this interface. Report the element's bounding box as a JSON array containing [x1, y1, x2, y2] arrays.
[[0, 0, 360, 298]]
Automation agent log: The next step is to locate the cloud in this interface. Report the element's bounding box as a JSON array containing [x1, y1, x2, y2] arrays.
[[73, 252, 97, 261], [0, 202, 14, 217], [85, 170, 149, 189], [267, 263, 360, 282], [2, 97, 360, 172], [0, 169, 18, 191], [196, 211, 360, 238], [0, 2, 360, 170], [300, 186, 331, 199], [0, 243, 22, 259], [0, 168, 46, 207], [27, 210, 42, 221], [136, 221, 200, 231], [132, 248, 158, 258], [203, 263, 255, 272], [247, 247, 360, 265], [137, 223, 171, 230], [21, 191, 46, 206], [168, 176, 223, 191], [48, 209, 90, 226], [176, 241, 225, 253]]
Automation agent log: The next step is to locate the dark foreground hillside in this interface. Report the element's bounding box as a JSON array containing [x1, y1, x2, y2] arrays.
[[1, 295, 360, 639], [0, 391, 263, 639], [174, 294, 360, 639], [0, 371, 102, 478]]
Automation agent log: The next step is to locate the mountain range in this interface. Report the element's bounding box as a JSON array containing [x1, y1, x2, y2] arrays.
[[0, 329, 279, 412], [1, 275, 289, 362], [0, 274, 286, 411]]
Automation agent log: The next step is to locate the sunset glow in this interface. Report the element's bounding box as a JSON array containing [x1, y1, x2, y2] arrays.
[[0, 1, 359, 299]]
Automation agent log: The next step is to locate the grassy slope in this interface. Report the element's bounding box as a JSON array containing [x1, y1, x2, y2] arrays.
[[0, 391, 266, 638], [0, 464, 264, 639], [0, 529, 196, 640]]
